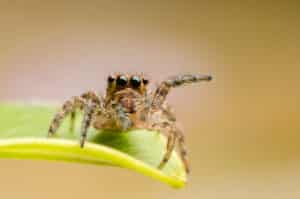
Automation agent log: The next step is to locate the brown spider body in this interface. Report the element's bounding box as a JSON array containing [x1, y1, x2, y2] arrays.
[[48, 73, 212, 173]]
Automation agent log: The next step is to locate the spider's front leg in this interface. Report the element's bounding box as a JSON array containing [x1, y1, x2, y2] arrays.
[[48, 91, 103, 147], [152, 74, 212, 109], [78, 91, 103, 147], [80, 100, 98, 147], [48, 96, 85, 137]]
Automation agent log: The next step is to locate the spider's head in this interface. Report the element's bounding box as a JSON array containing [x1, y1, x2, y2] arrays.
[[106, 73, 149, 96]]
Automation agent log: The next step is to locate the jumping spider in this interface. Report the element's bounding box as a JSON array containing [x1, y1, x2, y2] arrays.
[[48, 73, 212, 173]]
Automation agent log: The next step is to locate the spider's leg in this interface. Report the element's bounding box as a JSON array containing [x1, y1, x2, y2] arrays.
[[152, 74, 212, 108], [81, 91, 102, 105], [174, 125, 190, 173], [154, 122, 189, 173], [69, 110, 76, 133], [78, 91, 104, 147], [48, 96, 85, 137], [68, 91, 102, 133], [150, 105, 190, 173], [157, 124, 176, 170], [80, 101, 98, 147]]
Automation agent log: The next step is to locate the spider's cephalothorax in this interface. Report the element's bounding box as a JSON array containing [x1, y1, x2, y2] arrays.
[[105, 74, 149, 114], [48, 73, 212, 173]]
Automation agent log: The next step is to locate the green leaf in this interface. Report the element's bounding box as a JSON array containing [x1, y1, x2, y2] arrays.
[[0, 103, 186, 188]]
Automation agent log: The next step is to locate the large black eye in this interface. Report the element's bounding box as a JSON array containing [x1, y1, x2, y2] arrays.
[[116, 75, 128, 86], [142, 79, 149, 85], [130, 76, 141, 88], [107, 75, 115, 83]]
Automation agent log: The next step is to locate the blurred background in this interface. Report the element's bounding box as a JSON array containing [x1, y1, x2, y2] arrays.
[[0, 0, 299, 198]]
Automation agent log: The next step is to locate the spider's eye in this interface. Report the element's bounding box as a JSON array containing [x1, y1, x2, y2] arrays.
[[116, 75, 128, 86], [130, 76, 141, 88], [142, 79, 149, 85], [107, 75, 115, 83]]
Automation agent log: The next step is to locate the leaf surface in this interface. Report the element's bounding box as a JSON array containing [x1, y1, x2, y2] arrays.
[[0, 104, 186, 188]]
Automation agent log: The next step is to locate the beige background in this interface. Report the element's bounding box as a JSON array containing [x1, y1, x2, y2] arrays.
[[0, 0, 299, 198]]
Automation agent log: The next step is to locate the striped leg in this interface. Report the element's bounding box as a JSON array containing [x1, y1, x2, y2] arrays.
[[156, 123, 189, 173], [152, 106, 190, 173], [48, 90, 103, 138], [69, 110, 76, 133], [78, 91, 103, 147], [70, 91, 103, 133], [174, 126, 190, 173], [80, 101, 98, 147], [152, 74, 212, 108], [81, 91, 102, 105], [158, 126, 176, 170], [48, 96, 85, 137]]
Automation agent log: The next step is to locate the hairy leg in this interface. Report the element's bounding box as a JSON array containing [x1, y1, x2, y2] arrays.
[[81, 91, 102, 105], [174, 126, 190, 173], [158, 125, 176, 170], [48, 96, 85, 137], [152, 74, 212, 108], [69, 110, 76, 133], [69, 91, 103, 133], [78, 91, 104, 147], [154, 123, 189, 173], [48, 90, 103, 139], [149, 106, 190, 173], [80, 101, 98, 147]]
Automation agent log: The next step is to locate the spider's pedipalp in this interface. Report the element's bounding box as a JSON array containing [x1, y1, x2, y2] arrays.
[[152, 74, 212, 108], [114, 103, 133, 130], [48, 96, 85, 137], [113, 88, 146, 130]]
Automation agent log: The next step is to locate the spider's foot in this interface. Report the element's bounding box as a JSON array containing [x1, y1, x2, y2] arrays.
[[47, 129, 55, 138], [157, 158, 168, 170], [69, 111, 76, 134], [80, 137, 86, 148]]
